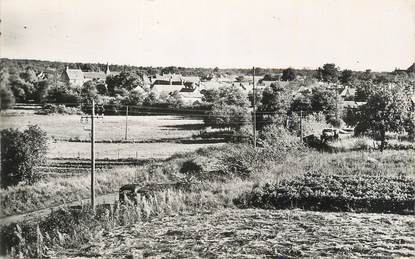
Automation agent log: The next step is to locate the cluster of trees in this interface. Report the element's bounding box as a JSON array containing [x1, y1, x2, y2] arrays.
[[0, 65, 188, 111], [0, 67, 83, 108], [201, 75, 414, 151], [201, 81, 340, 132], [202, 86, 250, 130]]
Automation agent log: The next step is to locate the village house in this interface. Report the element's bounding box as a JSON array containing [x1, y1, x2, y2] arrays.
[[339, 85, 356, 100], [150, 74, 203, 105], [61, 63, 117, 87]]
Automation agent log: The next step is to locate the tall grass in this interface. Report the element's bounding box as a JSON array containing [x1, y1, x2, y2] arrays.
[[1, 179, 255, 257], [0, 166, 167, 217]]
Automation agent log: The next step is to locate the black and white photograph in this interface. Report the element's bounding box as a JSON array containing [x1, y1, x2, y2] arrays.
[[0, 0, 414, 257]]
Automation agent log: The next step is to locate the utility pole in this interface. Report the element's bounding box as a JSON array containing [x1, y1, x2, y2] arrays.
[[80, 99, 103, 213], [125, 106, 128, 140], [91, 99, 96, 212], [252, 67, 257, 149], [300, 110, 303, 141], [335, 85, 339, 122]]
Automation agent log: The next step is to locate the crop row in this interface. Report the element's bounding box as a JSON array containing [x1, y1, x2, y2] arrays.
[[236, 172, 415, 214]]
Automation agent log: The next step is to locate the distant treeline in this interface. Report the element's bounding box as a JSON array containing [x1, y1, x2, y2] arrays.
[[0, 58, 338, 77]]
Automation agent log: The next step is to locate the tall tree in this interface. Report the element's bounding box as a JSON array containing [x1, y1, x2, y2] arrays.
[[281, 68, 296, 81], [257, 83, 292, 130], [353, 84, 412, 151], [310, 88, 337, 114], [0, 69, 15, 109], [106, 70, 144, 96], [316, 63, 339, 82], [340, 69, 354, 85], [203, 86, 250, 130]]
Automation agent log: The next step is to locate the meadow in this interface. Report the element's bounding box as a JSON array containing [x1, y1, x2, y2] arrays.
[[0, 113, 219, 160], [0, 114, 204, 141]]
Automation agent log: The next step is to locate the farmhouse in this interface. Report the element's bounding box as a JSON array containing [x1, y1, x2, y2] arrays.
[[179, 87, 203, 105], [339, 85, 356, 100], [61, 63, 117, 87], [152, 74, 183, 85]]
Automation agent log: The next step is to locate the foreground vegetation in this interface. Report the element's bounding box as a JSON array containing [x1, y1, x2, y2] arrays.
[[49, 209, 415, 258], [1, 141, 414, 256]]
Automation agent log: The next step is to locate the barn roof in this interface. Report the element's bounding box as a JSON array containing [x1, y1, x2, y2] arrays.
[[407, 63, 415, 73], [83, 71, 106, 80], [182, 76, 200, 83], [340, 86, 356, 97], [65, 69, 84, 80], [151, 84, 184, 94], [179, 88, 203, 99], [155, 74, 182, 82]]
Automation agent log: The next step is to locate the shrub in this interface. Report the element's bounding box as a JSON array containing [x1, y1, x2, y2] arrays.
[[180, 156, 221, 181], [36, 104, 82, 115], [1, 125, 48, 188], [290, 112, 331, 137], [259, 125, 307, 157]]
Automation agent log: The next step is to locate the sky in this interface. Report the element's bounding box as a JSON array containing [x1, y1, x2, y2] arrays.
[[1, 0, 414, 71]]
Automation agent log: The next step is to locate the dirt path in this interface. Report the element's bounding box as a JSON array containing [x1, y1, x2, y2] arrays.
[[0, 193, 118, 226], [57, 209, 415, 258]]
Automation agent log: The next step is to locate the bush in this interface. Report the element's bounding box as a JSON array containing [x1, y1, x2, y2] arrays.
[[180, 156, 222, 181], [1, 125, 48, 188], [259, 125, 307, 157], [36, 104, 82, 115], [290, 112, 330, 137]]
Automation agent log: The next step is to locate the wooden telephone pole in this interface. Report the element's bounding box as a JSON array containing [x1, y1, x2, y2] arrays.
[[125, 106, 128, 140], [80, 99, 103, 213], [252, 67, 257, 149], [90, 99, 95, 212]]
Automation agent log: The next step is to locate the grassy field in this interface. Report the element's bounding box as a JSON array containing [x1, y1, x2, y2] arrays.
[[47, 141, 221, 159], [0, 114, 204, 141], [0, 113, 219, 159]]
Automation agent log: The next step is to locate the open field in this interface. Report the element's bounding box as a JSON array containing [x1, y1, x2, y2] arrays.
[[1, 113, 221, 160], [0, 114, 204, 141], [47, 141, 221, 159], [57, 208, 415, 258]]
